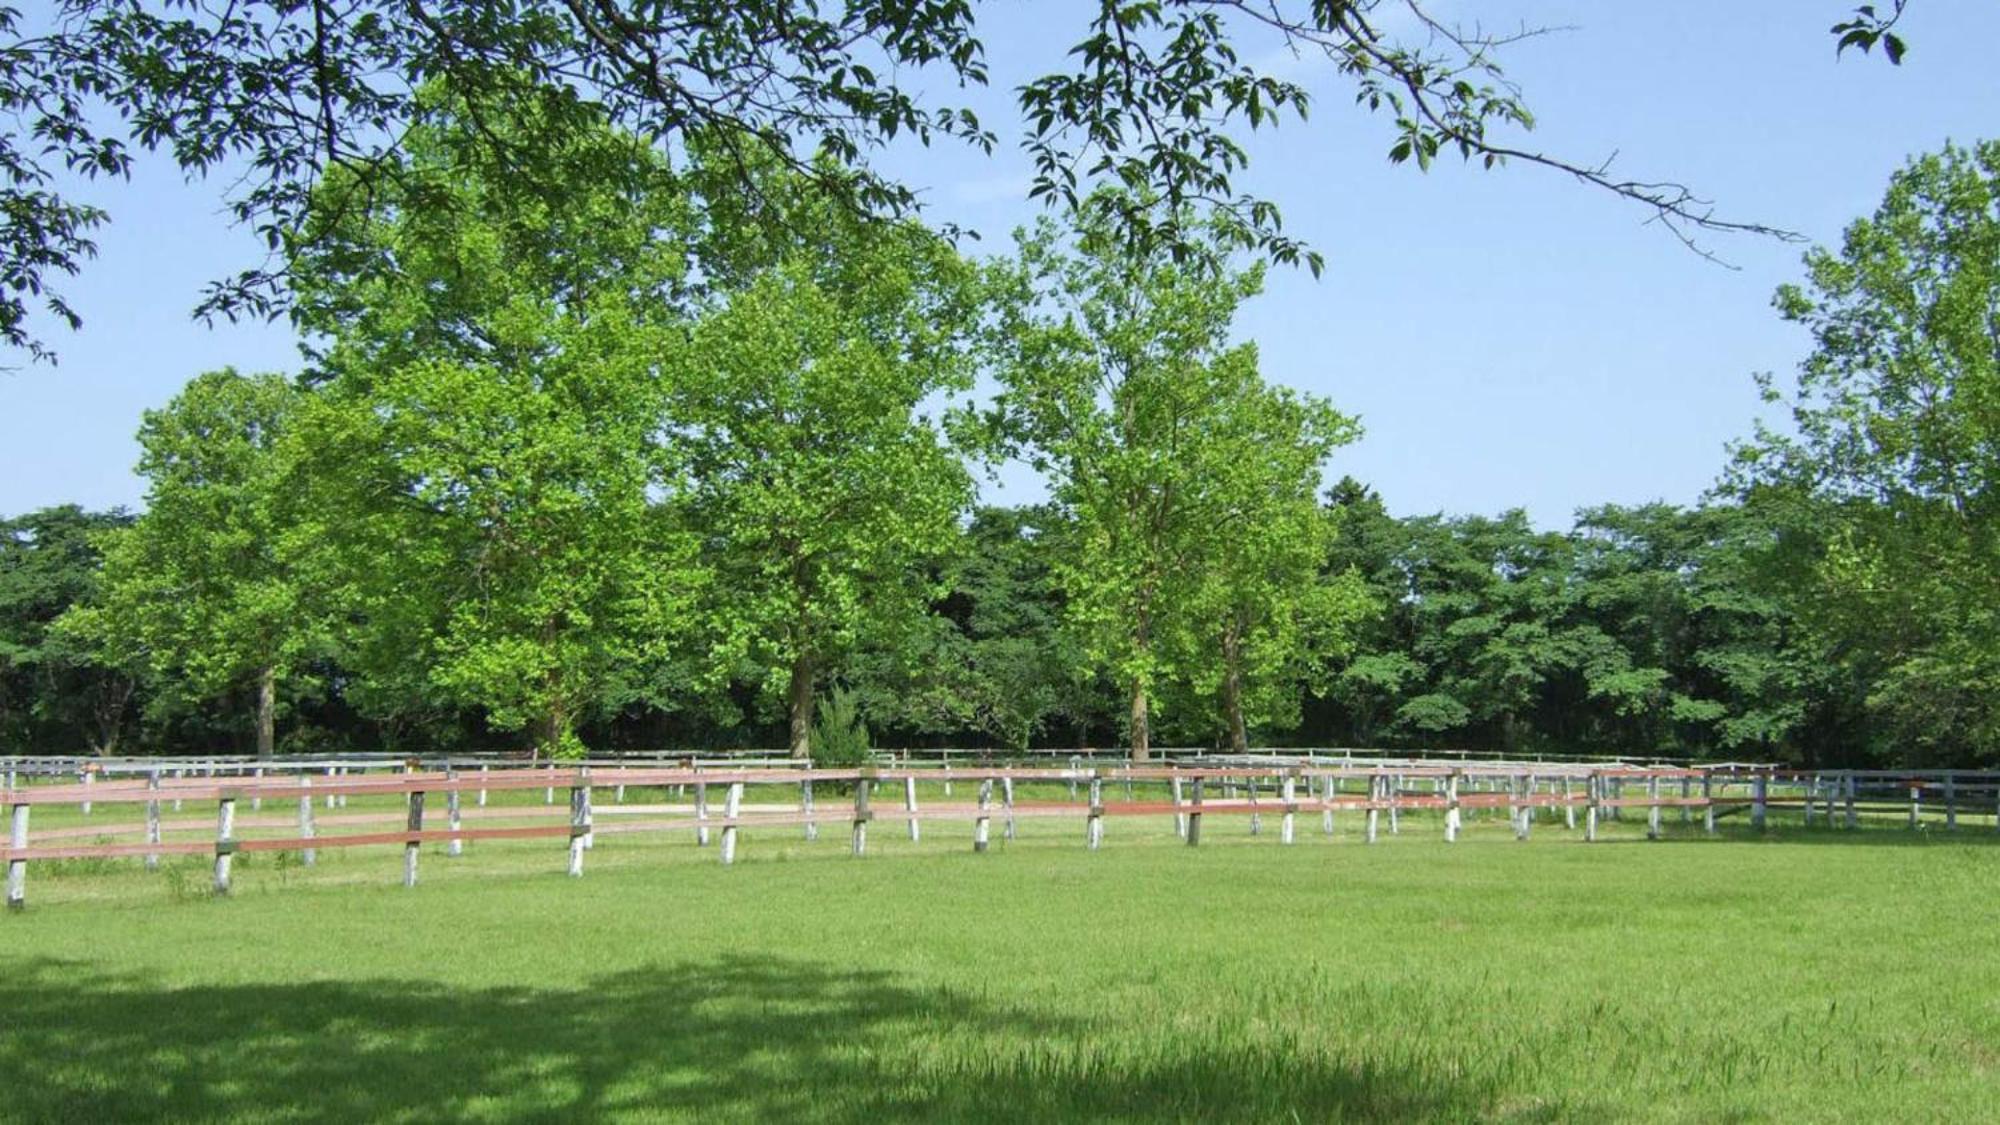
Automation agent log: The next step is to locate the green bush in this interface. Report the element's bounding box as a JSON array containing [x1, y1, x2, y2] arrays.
[[810, 686, 873, 772]]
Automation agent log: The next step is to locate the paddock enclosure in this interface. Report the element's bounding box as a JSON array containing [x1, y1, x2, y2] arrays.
[[8, 750, 1994, 910]]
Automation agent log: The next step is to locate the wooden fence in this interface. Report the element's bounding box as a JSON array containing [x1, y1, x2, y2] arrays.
[[3, 762, 1994, 910]]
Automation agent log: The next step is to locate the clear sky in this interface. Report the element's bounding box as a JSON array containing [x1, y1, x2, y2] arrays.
[[4, 0, 1997, 526]]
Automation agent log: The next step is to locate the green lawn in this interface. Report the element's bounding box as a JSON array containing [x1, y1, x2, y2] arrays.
[[2, 799, 1997, 1122]]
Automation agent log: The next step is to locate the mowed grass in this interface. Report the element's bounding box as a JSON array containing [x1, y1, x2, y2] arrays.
[[2, 788, 1998, 1123]]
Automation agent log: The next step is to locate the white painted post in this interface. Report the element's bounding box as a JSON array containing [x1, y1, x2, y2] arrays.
[[1514, 776, 1531, 841], [446, 775, 463, 858], [1585, 773, 1600, 843], [80, 767, 93, 817], [1186, 776, 1203, 846], [1680, 776, 1691, 823], [1365, 774, 1380, 844], [694, 778, 710, 846], [1647, 775, 1662, 840], [1248, 775, 1262, 836], [720, 781, 743, 865], [1945, 775, 1958, 831], [250, 766, 263, 811], [1002, 775, 1017, 841], [1844, 773, 1857, 830], [567, 784, 588, 877], [1752, 774, 1768, 831], [403, 789, 424, 888], [974, 779, 993, 853], [802, 778, 818, 842], [299, 776, 317, 867], [322, 765, 335, 811], [1702, 771, 1716, 836], [336, 765, 348, 809], [1279, 774, 1296, 845], [478, 763, 489, 808], [579, 766, 594, 850], [1321, 774, 1335, 836], [1563, 776, 1575, 830], [904, 774, 921, 843], [1909, 783, 1921, 829], [6, 803, 28, 910], [1086, 775, 1104, 850], [545, 762, 556, 806], [1444, 771, 1461, 843], [851, 774, 872, 856], [1171, 773, 1187, 839], [214, 794, 237, 895], [1804, 773, 1817, 827], [174, 767, 186, 812], [145, 770, 163, 871], [1068, 758, 1080, 800], [1388, 774, 1401, 835]]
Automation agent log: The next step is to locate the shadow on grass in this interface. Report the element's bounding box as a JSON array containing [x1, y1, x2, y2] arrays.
[[0, 954, 1510, 1122]]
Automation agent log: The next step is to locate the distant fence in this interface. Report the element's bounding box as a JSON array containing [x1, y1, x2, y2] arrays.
[[4, 759, 1995, 911]]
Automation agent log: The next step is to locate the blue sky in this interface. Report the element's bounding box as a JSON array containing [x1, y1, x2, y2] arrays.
[[4, 0, 1997, 526]]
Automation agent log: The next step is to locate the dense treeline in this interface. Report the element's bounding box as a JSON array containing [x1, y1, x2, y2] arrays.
[[2, 97, 1994, 766]]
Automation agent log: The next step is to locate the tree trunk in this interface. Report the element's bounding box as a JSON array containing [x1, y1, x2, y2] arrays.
[[788, 653, 814, 759], [537, 700, 570, 758], [1129, 676, 1151, 762], [255, 664, 277, 760], [1221, 625, 1249, 755]]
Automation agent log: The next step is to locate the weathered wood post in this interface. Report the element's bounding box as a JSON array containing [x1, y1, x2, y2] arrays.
[[1365, 773, 1381, 844], [1321, 773, 1336, 836], [1002, 775, 1017, 841], [1186, 776, 1204, 847], [1170, 773, 1187, 839], [1388, 774, 1401, 835], [298, 776, 316, 867], [720, 781, 744, 865], [1752, 773, 1768, 831], [566, 783, 589, 877], [1908, 782, 1921, 829], [321, 765, 334, 811], [478, 763, 489, 808], [545, 763, 556, 806], [1680, 776, 1692, 824], [1444, 771, 1461, 843], [6, 802, 28, 910], [403, 788, 425, 888], [1844, 773, 1857, 830], [904, 774, 921, 843], [1647, 774, 1662, 841], [145, 769, 163, 872], [694, 774, 711, 847], [1945, 775, 1958, 831], [1280, 774, 1297, 845], [1068, 758, 1080, 800], [250, 766, 263, 812], [214, 792, 238, 895], [1702, 770, 1716, 836], [851, 771, 873, 856], [1804, 773, 1818, 828], [1248, 775, 1262, 837], [336, 765, 348, 809], [80, 766, 93, 817], [974, 778, 993, 853], [802, 778, 818, 842], [1562, 776, 1575, 830], [1514, 775, 1531, 841], [446, 770, 464, 859], [1585, 772, 1601, 843]]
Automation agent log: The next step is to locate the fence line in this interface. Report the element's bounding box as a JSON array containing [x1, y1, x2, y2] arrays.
[[4, 762, 1994, 910]]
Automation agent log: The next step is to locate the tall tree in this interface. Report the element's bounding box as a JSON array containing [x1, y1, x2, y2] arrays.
[[1165, 351, 1367, 752], [59, 370, 315, 758], [1729, 140, 2000, 765], [675, 190, 979, 759], [991, 200, 1285, 759], [287, 87, 702, 757]]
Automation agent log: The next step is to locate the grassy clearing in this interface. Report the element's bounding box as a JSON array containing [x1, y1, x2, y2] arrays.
[[2, 799, 1997, 1122]]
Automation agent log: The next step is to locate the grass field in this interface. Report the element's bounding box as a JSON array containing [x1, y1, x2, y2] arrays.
[[2, 793, 1997, 1122]]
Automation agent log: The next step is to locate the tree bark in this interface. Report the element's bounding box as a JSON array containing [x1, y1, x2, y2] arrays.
[[255, 664, 277, 760], [1221, 624, 1249, 755], [1129, 676, 1151, 762], [788, 653, 814, 759]]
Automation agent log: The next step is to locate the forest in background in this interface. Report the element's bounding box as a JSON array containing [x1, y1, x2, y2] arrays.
[[3, 102, 1994, 768]]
